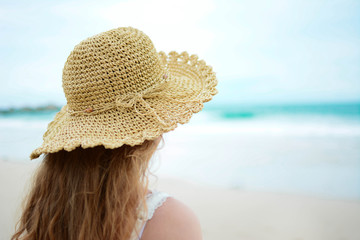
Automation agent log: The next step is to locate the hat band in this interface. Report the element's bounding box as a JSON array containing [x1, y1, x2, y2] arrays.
[[66, 73, 205, 127], [67, 80, 164, 112], [66, 79, 178, 127]]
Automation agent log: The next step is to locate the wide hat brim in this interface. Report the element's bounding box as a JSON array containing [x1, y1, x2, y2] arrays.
[[30, 51, 218, 159]]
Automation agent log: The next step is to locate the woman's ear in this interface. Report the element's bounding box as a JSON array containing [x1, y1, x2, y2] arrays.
[[155, 135, 162, 145], [154, 135, 164, 150]]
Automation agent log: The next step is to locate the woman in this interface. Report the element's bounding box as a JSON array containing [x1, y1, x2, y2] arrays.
[[12, 27, 217, 240]]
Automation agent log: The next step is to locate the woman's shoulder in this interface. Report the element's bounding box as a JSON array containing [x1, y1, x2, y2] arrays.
[[141, 192, 202, 240]]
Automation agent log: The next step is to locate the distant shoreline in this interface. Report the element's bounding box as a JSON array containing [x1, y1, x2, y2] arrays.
[[0, 105, 61, 115]]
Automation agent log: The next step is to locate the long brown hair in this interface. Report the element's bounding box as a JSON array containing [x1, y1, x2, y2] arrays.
[[12, 138, 160, 240]]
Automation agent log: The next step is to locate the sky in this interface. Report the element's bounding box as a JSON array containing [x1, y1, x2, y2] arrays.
[[0, 0, 359, 107]]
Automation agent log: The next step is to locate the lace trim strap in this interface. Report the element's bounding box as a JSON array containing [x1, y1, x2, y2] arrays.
[[145, 190, 170, 220], [137, 191, 170, 240]]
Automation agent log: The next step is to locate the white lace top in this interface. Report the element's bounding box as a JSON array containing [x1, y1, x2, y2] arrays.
[[130, 190, 170, 240]]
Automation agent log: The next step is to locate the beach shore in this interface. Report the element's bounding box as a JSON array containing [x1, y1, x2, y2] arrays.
[[1, 159, 360, 240]]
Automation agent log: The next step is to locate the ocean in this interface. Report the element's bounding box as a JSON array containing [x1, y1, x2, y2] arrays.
[[1, 103, 359, 200]]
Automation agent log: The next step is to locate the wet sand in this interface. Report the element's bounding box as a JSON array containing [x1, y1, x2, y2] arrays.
[[1, 159, 360, 240]]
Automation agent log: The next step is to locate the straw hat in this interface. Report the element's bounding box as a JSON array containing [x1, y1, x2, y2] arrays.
[[30, 27, 218, 159]]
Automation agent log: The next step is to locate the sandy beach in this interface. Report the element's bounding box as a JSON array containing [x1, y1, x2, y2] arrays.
[[1, 159, 360, 240]]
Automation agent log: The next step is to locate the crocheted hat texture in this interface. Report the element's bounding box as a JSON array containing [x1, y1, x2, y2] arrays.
[[30, 27, 218, 159]]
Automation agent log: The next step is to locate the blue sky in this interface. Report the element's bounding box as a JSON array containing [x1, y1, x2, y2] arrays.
[[0, 0, 359, 107]]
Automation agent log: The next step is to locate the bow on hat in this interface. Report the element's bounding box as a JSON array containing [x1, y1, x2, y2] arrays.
[[67, 79, 174, 127]]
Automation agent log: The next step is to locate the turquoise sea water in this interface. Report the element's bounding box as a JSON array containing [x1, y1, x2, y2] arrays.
[[1, 103, 359, 200], [207, 102, 360, 119]]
